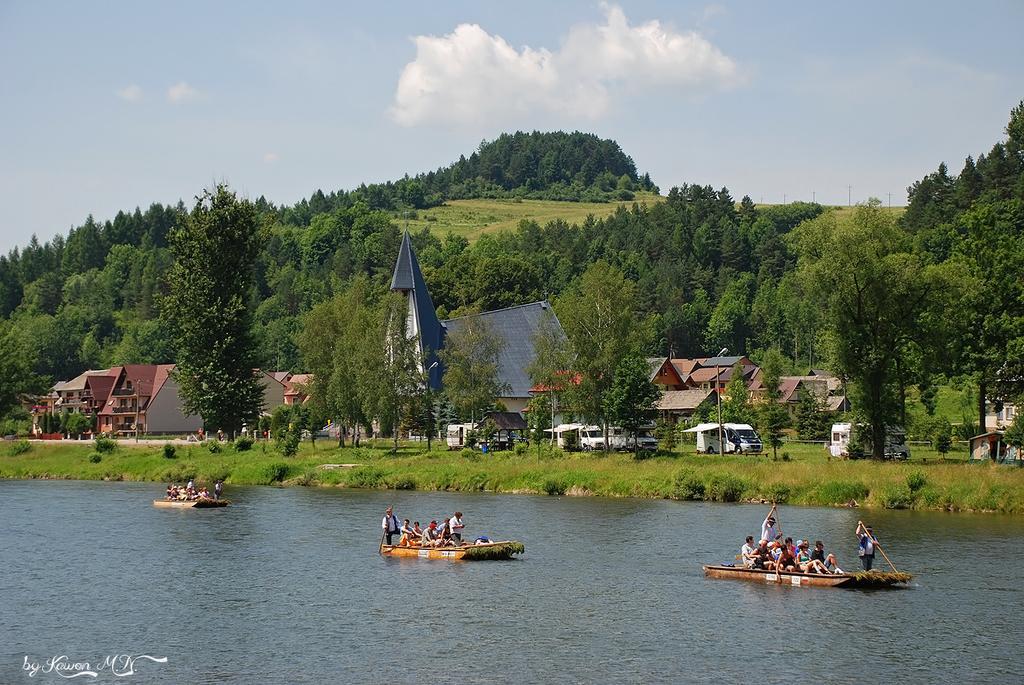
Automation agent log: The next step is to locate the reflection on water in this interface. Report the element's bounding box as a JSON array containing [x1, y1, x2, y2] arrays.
[[1, 480, 1022, 683]]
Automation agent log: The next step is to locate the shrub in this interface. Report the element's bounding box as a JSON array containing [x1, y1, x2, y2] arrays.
[[781, 452, 791, 462], [879, 484, 914, 509], [162, 444, 177, 459], [88, 452, 102, 463], [542, 478, 566, 496], [206, 441, 222, 454], [234, 436, 254, 452], [7, 439, 31, 456], [391, 476, 417, 490], [672, 469, 705, 500], [513, 442, 528, 456], [906, 471, 927, 492], [706, 473, 747, 502], [459, 448, 479, 461], [276, 430, 299, 457], [348, 465, 387, 489], [93, 436, 116, 453], [764, 483, 791, 504]]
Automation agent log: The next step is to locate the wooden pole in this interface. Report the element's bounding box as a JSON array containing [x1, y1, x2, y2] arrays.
[[379, 530, 386, 555]]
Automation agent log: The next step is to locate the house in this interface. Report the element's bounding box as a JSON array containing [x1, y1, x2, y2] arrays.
[[49, 368, 120, 414], [985, 401, 1018, 430], [648, 357, 686, 391], [669, 356, 755, 392], [656, 388, 717, 422], [260, 370, 291, 412], [97, 365, 201, 436], [284, 373, 312, 406], [391, 230, 566, 416]]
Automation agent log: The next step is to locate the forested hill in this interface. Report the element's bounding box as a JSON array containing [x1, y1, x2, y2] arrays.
[[278, 131, 657, 225], [1, 104, 1022, 433]]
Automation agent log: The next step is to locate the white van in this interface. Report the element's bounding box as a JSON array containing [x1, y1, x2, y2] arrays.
[[684, 423, 763, 454], [446, 423, 475, 449], [580, 425, 629, 451], [830, 423, 909, 460]]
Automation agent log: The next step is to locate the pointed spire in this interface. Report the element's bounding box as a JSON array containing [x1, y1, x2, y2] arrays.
[[390, 230, 416, 291]]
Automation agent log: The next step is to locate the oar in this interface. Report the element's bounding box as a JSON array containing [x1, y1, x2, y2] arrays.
[[378, 530, 386, 554]]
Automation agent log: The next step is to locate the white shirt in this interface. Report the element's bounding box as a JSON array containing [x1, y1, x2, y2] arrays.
[[449, 516, 464, 535], [382, 514, 399, 532], [761, 516, 777, 542], [741, 543, 756, 567]]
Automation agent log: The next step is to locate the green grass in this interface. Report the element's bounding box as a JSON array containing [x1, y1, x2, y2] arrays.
[[4, 438, 1024, 513], [401, 192, 664, 242]]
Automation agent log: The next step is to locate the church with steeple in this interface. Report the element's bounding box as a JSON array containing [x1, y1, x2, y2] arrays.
[[390, 231, 564, 415]]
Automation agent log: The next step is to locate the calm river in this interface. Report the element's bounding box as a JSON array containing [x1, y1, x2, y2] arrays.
[[2, 480, 1022, 683]]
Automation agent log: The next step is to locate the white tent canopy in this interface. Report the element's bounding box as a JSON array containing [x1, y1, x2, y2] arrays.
[[682, 423, 753, 433]]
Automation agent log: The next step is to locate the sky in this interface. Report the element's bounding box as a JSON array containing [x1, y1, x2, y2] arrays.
[[1, 1, 1022, 253]]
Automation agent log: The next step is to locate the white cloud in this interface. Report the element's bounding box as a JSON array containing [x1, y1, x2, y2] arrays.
[[391, 4, 740, 127], [263, 152, 279, 163], [166, 81, 199, 104], [116, 84, 143, 102]]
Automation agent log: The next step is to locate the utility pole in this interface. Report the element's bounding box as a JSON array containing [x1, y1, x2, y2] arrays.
[[716, 347, 728, 457], [888, 192, 892, 208], [812, 190, 816, 203], [783, 193, 787, 204], [848, 185, 852, 207]]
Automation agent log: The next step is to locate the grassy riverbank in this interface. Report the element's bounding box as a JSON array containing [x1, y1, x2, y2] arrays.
[[4, 439, 1024, 513]]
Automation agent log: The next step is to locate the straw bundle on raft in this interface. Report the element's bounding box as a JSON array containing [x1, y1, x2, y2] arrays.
[[461, 542, 525, 561], [847, 571, 913, 587]]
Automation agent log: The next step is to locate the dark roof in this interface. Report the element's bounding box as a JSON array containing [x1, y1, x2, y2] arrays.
[[390, 231, 444, 389], [701, 355, 745, 367], [443, 301, 563, 399], [481, 411, 527, 431]]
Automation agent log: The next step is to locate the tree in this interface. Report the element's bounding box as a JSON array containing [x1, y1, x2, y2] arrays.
[[439, 314, 507, 423], [720, 362, 752, 423], [297, 277, 375, 447], [64, 411, 93, 437], [557, 261, 646, 449], [161, 185, 267, 435], [603, 355, 661, 455], [526, 309, 572, 444], [756, 348, 790, 459], [791, 201, 962, 458]]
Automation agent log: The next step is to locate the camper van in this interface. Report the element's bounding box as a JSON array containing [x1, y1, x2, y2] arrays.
[[684, 423, 764, 454], [446, 423, 475, 449], [579, 426, 629, 451], [830, 423, 909, 460]]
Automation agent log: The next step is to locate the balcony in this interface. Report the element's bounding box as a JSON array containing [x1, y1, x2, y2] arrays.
[[111, 388, 136, 396], [112, 406, 137, 414]]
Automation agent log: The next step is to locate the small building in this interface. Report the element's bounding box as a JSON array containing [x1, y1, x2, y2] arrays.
[[284, 373, 313, 406], [969, 431, 1020, 462], [97, 364, 201, 436]]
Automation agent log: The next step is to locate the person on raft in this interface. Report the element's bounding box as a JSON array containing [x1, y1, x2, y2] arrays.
[[398, 519, 417, 546], [448, 512, 465, 542], [856, 521, 878, 571], [382, 506, 400, 546]]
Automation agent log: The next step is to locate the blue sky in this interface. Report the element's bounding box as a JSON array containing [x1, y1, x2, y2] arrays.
[[1, 1, 1022, 252]]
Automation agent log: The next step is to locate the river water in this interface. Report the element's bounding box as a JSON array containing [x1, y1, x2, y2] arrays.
[[2, 480, 1022, 684]]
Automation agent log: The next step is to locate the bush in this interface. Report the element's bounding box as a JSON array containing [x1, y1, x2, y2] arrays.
[[206, 440, 222, 454], [879, 483, 914, 509], [7, 439, 31, 456], [348, 465, 387, 489], [162, 444, 177, 460], [906, 471, 927, 492], [276, 430, 299, 457], [459, 448, 479, 461], [88, 452, 102, 463], [542, 478, 566, 496], [513, 442, 528, 456], [672, 469, 705, 500], [234, 436, 254, 451], [764, 483, 791, 504], [391, 476, 417, 490], [706, 473, 747, 502], [94, 437, 116, 453]]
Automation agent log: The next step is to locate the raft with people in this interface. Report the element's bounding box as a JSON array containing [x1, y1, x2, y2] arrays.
[[378, 507, 524, 561], [152, 498, 229, 509], [705, 504, 913, 589], [380, 540, 525, 561], [702, 564, 911, 588]]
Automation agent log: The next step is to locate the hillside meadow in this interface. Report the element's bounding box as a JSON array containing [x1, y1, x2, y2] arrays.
[[4, 438, 1021, 514]]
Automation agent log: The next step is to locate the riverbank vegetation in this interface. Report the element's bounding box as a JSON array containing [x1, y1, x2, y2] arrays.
[[4, 440, 1024, 514]]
